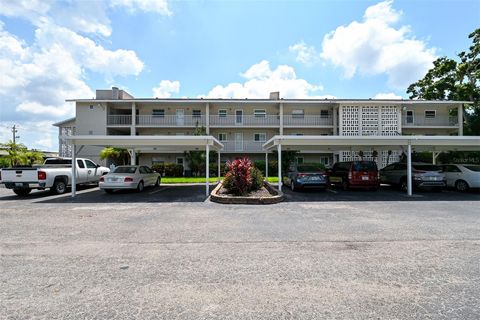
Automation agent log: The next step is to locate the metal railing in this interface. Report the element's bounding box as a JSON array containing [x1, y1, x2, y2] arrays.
[[402, 116, 458, 127], [221, 140, 265, 152], [283, 115, 333, 126], [107, 115, 132, 125], [210, 115, 279, 126], [136, 115, 206, 126]]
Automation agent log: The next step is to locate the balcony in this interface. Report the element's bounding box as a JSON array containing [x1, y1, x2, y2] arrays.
[[107, 115, 132, 126], [284, 115, 333, 127], [402, 116, 458, 127], [221, 140, 265, 153], [210, 115, 279, 127], [136, 115, 206, 127]]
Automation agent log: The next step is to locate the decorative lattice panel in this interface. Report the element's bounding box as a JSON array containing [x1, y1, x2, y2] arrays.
[[341, 106, 359, 136], [59, 126, 75, 157], [380, 106, 399, 135], [361, 106, 379, 136], [339, 150, 400, 169]]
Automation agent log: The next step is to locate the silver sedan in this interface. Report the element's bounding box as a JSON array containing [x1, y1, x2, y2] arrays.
[[99, 165, 161, 193]]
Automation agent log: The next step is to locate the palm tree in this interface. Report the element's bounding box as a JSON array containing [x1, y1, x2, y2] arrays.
[[99, 147, 129, 165]]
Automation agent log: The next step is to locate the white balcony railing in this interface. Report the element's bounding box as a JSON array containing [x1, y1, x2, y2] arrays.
[[220, 140, 265, 152], [107, 115, 132, 125], [283, 115, 333, 126], [402, 116, 458, 127], [210, 115, 279, 126], [136, 115, 206, 126]]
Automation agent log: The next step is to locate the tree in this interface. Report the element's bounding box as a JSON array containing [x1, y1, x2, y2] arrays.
[[407, 28, 480, 135], [184, 124, 212, 176], [23, 150, 44, 166], [0, 141, 28, 167], [99, 147, 129, 165]]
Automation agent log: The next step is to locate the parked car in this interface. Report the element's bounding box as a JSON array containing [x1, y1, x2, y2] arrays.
[[328, 161, 380, 190], [286, 164, 328, 191], [380, 162, 446, 191], [440, 164, 480, 192], [99, 165, 161, 193], [0, 158, 109, 196]]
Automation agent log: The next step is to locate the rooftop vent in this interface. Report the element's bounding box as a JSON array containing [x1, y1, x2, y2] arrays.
[[269, 92, 280, 100]]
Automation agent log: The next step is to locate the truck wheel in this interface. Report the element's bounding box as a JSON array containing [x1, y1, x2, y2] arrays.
[[52, 180, 67, 194], [13, 188, 31, 196]]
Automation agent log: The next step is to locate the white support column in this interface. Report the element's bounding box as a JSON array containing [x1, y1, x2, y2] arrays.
[[217, 151, 221, 182], [277, 144, 282, 191], [458, 104, 463, 136], [206, 144, 210, 196], [71, 144, 77, 198], [130, 149, 136, 165], [206, 102, 210, 134], [265, 152, 268, 182], [131, 102, 136, 135], [279, 103, 284, 135], [432, 151, 442, 165], [407, 142, 412, 196], [333, 105, 338, 135]]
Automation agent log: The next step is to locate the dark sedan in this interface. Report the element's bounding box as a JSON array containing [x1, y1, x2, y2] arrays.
[[286, 164, 328, 191]]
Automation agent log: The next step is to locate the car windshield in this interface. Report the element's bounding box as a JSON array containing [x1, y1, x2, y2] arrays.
[[297, 165, 323, 172], [113, 166, 137, 174], [352, 162, 377, 171], [414, 164, 441, 171], [464, 165, 480, 172]]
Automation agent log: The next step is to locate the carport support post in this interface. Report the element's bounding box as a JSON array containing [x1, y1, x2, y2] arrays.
[[71, 144, 76, 198], [407, 142, 412, 196], [277, 144, 282, 191], [217, 151, 221, 182], [206, 144, 210, 197], [265, 152, 268, 182]]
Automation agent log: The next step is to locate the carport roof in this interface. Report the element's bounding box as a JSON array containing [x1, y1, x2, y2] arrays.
[[263, 135, 480, 152], [62, 135, 224, 151]]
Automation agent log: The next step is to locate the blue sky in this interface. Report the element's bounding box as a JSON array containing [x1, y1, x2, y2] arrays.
[[0, 0, 479, 150]]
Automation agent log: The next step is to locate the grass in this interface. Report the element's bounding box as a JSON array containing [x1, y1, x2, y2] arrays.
[[161, 176, 279, 184]]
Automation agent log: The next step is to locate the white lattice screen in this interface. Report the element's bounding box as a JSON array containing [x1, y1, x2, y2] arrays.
[[59, 126, 75, 157], [339, 105, 400, 168]]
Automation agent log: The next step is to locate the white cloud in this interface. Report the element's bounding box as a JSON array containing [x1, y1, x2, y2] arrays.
[[201, 60, 329, 99], [373, 92, 403, 99], [111, 0, 172, 16], [320, 0, 436, 88], [152, 80, 180, 98], [289, 41, 320, 65]]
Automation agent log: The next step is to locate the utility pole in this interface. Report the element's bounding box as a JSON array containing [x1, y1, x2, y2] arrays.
[[11, 125, 19, 144]]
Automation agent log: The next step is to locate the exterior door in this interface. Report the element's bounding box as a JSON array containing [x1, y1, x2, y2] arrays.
[[84, 159, 100, 182], [235, 132, 243, 151], [176, 109, 185, 126], [235, 110, 243, 125]]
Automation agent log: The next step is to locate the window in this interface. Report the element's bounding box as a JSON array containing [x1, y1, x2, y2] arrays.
[[193, 110, 202, 118], [85, 160, 98, 169], [88, 130, 93, 135], [254, 133, 266, 142], [320, 110, 330, 118], [139, 166, 148, 174], [442, 165, 461, 173], [175, 132, 185, 136], [406, 110, 414, 124], [77, 160, 85, 168], [254, 109, 266, 118], [292, 109, 304, 118], [152, 109, 165, 117], [89, 105, 94, 110], [320, 156, 330, 166], [176, 157, 184, 165], [152, 158, 164, 165], [296, 157, 304, 164], [218, 109, 227, 117], [113, 166, 137, 174], [291, 133, 304, 136], [218, 133, 227, 141], [425, 110, 436, 119]]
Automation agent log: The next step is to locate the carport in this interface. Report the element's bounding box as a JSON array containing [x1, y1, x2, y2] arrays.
[[263, 135, 480, 196], [63, 135, 224, 198]]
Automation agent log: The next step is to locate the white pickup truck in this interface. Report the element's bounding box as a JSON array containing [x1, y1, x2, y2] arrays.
[[0, 158, 110, 196]]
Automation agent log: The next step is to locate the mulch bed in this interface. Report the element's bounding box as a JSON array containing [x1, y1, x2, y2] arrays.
[[218, 186, 272, 197]]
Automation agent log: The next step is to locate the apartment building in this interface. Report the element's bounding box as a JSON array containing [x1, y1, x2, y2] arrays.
[[55, 87, 464, 169]]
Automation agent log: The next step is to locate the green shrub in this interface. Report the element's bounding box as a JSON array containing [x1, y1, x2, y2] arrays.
[[151, 163, 184, 177], [250, 167, 264, 191], [253, 160, 278, 176]]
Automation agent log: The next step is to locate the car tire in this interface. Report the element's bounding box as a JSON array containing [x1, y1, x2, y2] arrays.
[[154, 177, 161, 187], [137, 181, 144, 192], [342, 180, 349, 191], [51, 180, 67, 195], [400, 178, 408, 192], [104, 189, 114, 194], [13, 188, 31, 196], [455, 180, 469, 192], [291, 181, 296, 192]]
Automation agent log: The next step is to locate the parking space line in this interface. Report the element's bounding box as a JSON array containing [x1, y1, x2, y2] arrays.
[[326, 188, 338, 194], [32, 187, 100, 203], [149, 186, 171, 194]]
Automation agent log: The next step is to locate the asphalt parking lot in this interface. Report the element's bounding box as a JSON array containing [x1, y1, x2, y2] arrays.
[[1, 185, 480, 319]]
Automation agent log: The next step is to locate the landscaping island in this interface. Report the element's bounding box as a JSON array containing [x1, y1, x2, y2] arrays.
[[209, 157, 284, 204]]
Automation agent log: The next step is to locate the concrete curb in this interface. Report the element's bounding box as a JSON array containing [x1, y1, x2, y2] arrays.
[[210, 181, 284, 205]]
